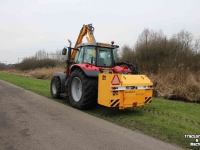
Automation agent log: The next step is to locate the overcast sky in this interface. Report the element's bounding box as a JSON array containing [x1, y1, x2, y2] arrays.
[[1, 0, 200, 64]]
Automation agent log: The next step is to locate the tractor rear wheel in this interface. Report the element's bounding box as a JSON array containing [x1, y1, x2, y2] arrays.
[[68, 69, 97, 109], [50, 76, 61, 99]]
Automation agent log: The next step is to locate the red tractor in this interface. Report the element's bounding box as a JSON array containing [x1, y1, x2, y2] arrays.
[[50, 24, 153, 109]]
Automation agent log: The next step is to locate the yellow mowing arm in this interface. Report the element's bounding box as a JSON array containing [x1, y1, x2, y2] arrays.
[[70, 24, 96, 63]]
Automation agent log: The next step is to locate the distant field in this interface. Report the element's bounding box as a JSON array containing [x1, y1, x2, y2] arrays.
[[0, 73, 199, 150]]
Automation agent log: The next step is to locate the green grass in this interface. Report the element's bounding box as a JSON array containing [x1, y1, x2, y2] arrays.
[[0, 73, 199, 149], [0, 73, 51, 98]]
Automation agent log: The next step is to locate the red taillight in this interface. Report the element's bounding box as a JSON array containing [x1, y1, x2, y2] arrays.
[[148, 85, 154, 89]]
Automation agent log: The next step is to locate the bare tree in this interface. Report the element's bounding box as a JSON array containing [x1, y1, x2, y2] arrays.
[[193, 38, 200, 54], [35, 49, 47, 60], [119, 45, 135, 62]]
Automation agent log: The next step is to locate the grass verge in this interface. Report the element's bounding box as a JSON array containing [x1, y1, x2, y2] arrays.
[[0, 73, 199, 149]]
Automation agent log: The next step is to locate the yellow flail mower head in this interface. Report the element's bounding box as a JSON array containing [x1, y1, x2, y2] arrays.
[[98, 73, 153, 109]]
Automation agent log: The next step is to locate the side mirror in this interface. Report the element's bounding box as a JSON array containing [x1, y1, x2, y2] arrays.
[[62, 47, 68, 55]]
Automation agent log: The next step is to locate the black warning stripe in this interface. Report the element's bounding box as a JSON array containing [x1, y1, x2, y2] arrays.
[[110, 99, 120, 107], [116, 103, 119, 107], [145, 97, 152, 103]]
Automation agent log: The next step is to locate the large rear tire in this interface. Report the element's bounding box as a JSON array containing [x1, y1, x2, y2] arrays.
[[50, 76, 61, 99], [68, 69, 97, 109]]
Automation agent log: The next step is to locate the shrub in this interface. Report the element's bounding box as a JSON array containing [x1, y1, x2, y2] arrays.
[[16, 57, 58, 71], [0, 63, 6, 70], [118, 29, 200, 102]]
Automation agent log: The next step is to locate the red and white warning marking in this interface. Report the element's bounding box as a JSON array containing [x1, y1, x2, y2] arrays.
[[111, 75, 120, 85]]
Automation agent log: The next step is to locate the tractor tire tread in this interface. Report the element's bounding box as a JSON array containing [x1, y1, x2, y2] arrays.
[[69, 69, 98, 109], [50, 76, 61, 99]]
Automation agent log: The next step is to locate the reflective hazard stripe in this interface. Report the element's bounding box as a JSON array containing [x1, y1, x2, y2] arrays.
[[110, 99, 120, 107], [145, 97, 152, 103], [111, 85, 153, 91]]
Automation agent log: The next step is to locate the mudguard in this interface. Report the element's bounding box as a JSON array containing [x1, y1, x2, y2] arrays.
[[56, 72, 66, 93], [71, 65, 100, 77], [82, 69, 100, 77]]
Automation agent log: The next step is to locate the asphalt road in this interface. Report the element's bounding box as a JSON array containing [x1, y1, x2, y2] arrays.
[[0, 80, 183, 150]]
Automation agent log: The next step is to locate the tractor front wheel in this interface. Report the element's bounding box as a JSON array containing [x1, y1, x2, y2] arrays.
[[50, 76, 61, 99], [68, 69, 97, 109]]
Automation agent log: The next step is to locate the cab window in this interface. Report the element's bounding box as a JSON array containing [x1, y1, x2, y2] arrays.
[[83, 46, 96, 64], [74, 47, 84, 63], [97, 47, 112, 66]]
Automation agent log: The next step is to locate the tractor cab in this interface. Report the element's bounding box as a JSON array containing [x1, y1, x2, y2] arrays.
[[74, 42, 119, 67]]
